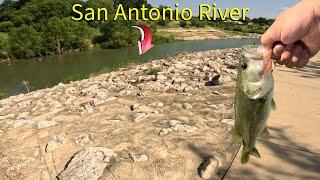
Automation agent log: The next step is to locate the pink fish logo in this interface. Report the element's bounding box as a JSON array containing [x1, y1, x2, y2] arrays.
[[132, 24, 154, 55]]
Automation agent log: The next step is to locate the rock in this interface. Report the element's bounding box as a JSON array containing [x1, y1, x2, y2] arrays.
[[132, 113, 147, 122], [201, 66, 210, 72], [17, 100, 31, 108], [220, 119, 235, 126], [156, 74, 167, 81], [149, 102, 164, 107], [194, 69, 200, 75], [182, 103, 193, 110], [198, 156, 221, 179], [213, 91, 221, 96], [158, 128, 172, 136], [172, 77, 186, 84], [10, 120, 29, 128], [46, 136, 64, 153], [37, 120, 58, 129], [75, 134, 92, 146], [130, 104, 139, 111], [169, 120, 198, 133], [129, 153, 149, 162], [0, 114, 16, 120], [57, 147, 117, 180], [16, 112, 30, 119], [208, 104, 219, 110]]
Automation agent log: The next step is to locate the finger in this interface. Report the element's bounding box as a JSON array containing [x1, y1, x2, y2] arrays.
[[263, 48, 273, 67], [278, 44, 293, 65], [297, 49, 309, 68], [291, 44, 303, 67], [272, 43, 285, 60], [261, 16, 283, 48]]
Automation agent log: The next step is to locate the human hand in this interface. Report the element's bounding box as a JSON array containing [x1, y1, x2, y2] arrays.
[[261, 0, 320, 68]]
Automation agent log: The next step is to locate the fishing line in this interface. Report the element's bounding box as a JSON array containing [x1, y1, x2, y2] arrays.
[[220, 145, 241, 180]]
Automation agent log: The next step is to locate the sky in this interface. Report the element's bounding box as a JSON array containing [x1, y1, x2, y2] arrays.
[[148, 0, 300, 18], [0, 0, 300, 18]]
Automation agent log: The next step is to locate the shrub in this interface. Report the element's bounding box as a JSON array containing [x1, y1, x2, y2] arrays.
[[8, 25, 42, 59], [0, 21, 14, 32]]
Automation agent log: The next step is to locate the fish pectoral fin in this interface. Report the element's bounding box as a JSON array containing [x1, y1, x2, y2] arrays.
[[258, 127, 270, 140], [250, 148, 261, 158], [271, 98, 276, 111]]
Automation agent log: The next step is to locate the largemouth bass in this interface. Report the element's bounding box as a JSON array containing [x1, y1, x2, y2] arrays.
[[233, 45, 276, 164]]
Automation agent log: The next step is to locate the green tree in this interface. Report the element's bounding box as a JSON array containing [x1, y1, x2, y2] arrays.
[[12, 0, 72, 30], [0, 21, 14, 32], [95, 20, 139, 48], [8, 25, 42, 59], [43, 17, 96, 54]]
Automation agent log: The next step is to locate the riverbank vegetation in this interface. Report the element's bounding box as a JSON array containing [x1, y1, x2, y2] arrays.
[[0, 0, 272, 60]]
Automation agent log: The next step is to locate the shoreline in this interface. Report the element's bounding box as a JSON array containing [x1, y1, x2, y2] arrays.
[[0, 48, 240, 179]]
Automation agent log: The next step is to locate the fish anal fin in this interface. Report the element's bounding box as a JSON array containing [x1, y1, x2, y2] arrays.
[[258, 127, 270, 140], [271, 98, 276, 111]]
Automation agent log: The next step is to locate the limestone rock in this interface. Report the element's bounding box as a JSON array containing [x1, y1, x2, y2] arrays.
[[57, 147, 117, 180], [37, 120, 58, 129]]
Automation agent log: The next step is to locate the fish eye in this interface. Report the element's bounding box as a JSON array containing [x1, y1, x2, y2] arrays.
[[241, 63, 248, 70]]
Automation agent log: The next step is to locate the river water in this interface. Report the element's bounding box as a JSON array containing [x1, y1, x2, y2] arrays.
[[0, 38, 259, 97]]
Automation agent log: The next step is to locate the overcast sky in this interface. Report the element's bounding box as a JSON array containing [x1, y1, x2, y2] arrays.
[[0, 0, 300, 18]]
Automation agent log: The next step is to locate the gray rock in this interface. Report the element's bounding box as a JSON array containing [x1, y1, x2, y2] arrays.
[[37, 120, 58, 129], [198, 156, 221, 179], [57, 147, 117, 180], [129, 153, 149, 162]]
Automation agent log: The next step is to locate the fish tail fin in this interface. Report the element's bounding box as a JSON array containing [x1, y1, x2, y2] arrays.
[[241, 148, 261, 164], [241, 151, 250, 164]]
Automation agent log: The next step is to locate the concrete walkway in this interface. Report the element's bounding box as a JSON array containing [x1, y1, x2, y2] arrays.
[[224, 57, 320, 179]]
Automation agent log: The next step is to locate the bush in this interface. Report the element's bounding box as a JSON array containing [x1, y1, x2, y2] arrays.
[[8, 25, 42, 59], [179, 21, 188, 28], [0, 36, 8, 59], [0, 21, 14, 32], [153, 34, 175, 44], [191, 18, 205, 28], [0, 89, 5, 99]]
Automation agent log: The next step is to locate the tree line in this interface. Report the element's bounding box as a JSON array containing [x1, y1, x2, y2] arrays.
[[0, 0, 173, 59]]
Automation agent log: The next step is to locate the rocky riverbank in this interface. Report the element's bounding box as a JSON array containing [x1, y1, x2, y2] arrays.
[[0, 48, 241, 180]]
